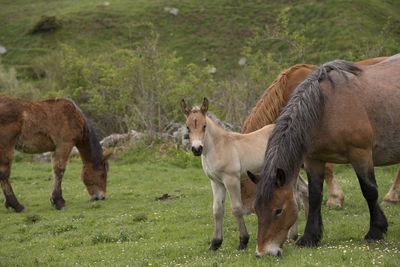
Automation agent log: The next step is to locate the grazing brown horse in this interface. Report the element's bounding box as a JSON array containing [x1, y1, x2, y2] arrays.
[[239, 56, 400, 212], [254, 54, 400, 257], [0, 95, 111, 212]]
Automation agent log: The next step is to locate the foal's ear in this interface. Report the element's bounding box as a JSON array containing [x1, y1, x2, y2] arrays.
[[275, 168, 286, 188], [201, 97, 208, 114], [180, 99, 191, 117], [247, 171, 260, 184]]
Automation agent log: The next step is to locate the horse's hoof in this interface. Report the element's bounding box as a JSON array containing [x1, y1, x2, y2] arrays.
[[288, 233, 298, 242], [365, 228, 386, 241], [237, 235, 249, 250], [5, 200, 25, 212], [381, 198, 398, 205], [208, 239, 222, 251], [326, 198, 343, 209], [51, 198, 66, 210], [295, 236, 319, 247]]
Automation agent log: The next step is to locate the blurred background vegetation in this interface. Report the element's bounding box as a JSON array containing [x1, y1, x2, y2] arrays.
[[0, 0, 399, 137]]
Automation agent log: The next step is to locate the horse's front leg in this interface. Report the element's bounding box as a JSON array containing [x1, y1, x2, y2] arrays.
[[209, 180, 226, 251], [224, 175, 250, 250], [50, 145, 73, 210], [0, 145, 25, 212], [289, 174, 310, 241], [296, 159, 325, 247]]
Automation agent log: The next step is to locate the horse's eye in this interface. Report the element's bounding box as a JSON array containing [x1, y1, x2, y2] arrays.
[[202, 125, 206, 132], [274, 208, 283, 217]]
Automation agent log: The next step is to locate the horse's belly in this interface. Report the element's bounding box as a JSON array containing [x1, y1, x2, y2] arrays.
[[15, 132, 55, 153]]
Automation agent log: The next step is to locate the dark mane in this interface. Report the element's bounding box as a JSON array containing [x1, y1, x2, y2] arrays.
[[255, 60, 362, 206], [68, 98, 103, 168]]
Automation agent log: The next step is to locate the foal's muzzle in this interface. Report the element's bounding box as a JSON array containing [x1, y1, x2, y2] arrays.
[[192, 146, 203, 156]]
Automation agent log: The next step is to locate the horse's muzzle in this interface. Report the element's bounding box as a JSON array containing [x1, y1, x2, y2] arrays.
[[192, 146, 203, 156], [91, 192, 106, 201]]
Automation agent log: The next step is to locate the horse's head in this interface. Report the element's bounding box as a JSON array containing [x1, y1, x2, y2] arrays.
[[254, 169, 298, 257], [180, 97, 208, 156], [82, 151, 113, 200]]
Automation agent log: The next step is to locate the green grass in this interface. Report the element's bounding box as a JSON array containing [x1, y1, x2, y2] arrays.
[[0, 156, 399, 266]]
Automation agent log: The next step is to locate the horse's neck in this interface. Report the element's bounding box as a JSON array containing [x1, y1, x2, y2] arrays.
[[75, 128, 102, 168], [203, 116, 228, 155]]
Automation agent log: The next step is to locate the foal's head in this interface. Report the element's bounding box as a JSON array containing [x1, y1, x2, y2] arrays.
[[180, 98, 208, 156]]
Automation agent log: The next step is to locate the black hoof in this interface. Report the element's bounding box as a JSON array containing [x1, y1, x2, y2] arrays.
[[208, 239, 222, 251], [5, 200, 25, 212], [296, 235, 319, 247], [51, 197, 66, 210], [365, 228, 385, 241], [237, 235, 249, 250]]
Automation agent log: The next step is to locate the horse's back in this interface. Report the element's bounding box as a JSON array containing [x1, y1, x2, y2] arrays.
[[313, 54, 400, 165], [0, 95, 85, 153]]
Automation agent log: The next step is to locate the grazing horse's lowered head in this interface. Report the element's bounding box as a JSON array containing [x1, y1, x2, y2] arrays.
[[181, 97, 209, 156]]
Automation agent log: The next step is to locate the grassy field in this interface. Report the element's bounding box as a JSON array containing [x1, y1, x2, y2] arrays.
[[0, 148, 399, 266]]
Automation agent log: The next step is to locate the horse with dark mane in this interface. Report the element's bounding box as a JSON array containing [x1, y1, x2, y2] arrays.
[[240, 56, 400, 212], [254, 54, 400, 257], [0, 95, 112, 212]]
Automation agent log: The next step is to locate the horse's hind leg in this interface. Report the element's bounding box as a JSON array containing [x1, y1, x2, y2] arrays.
[[209, 180, 226, 251], [382, 164, 400, 204], [50, 145, 73, 210], [0, 148, 24, 212], [350, 149, 388, 241], [325, 163, 344, 209], [224, 175, 250, 250]]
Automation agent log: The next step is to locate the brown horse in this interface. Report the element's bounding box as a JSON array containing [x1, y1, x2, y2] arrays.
[[239, 56, 400, 212], [254, 54, 400, 256], [0, 95, 112, 212]]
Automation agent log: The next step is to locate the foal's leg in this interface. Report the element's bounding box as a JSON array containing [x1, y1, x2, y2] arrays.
[[289, 175, 309, 241], [324, 163, 344, 209], [350, 149, 388, 241], [382, 164, 400, 204], [0, 146, 24, 212], [224, 175, 250, 250], [209, 180, 226, 251], [50, 145, 73, 210], [296, 160, 325, 247]]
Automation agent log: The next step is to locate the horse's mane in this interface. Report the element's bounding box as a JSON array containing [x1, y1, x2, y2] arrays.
[[67, 98, 103, 168], [255, 60, 362, 206], [241, 64, 316, 134]]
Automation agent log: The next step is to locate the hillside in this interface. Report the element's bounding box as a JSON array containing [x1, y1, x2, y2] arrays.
[[0, 0, 399, 134], [1, 0, 399, 76]]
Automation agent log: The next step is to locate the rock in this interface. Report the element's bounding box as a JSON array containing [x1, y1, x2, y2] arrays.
[[208, 66, 217, 74], [0, 46, 6, 54], [238, 57, 246, 66], [164, 7, 179, 16]]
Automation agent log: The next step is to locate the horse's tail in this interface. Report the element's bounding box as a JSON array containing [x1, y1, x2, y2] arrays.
[[256, 60, 362, 204]]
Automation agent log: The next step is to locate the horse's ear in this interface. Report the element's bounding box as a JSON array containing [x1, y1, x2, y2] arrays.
[[201, 97, 208, 114], [275, 168, 286, 188], [181, 99, 191, 117], [247, 171, 260, 184]]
